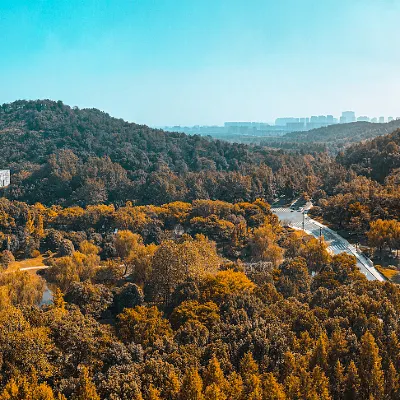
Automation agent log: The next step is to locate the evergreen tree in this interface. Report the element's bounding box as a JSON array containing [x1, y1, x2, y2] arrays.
[[165, 370, 181, 400], [225, 372, 243, 400], [385, 361, 399, 399], [240, 352, 259, 381], [240, 352, 262, 400], [328, 330, 348, 368], [72, 367, 100, 400], [359, 331, 385, 400], [262, 373, 286, 400], [310, 333, 328, 372], [281, 352, 297, 381], [332, 360, 345, 400], [284, 375, 301, 400], [52, 287, 66, 309], [310, 366, 331, 400], [0, 375, 60, 400], [204, 383, 226, 400], [344, 360, 360, 400], [204, 356, 226, 388], [299, 367, 314, 399], [148, 385, 161, 400], [180, 367, 204, 400], [387, 331, 400, 370]]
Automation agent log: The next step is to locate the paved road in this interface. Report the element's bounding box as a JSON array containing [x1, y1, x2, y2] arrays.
[[272, 207, 384, 282], [20, 265, 48, 271]]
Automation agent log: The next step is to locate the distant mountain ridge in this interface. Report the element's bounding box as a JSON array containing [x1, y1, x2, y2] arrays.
[[285, 120, 400, 142], [261, 120, 400, 153]]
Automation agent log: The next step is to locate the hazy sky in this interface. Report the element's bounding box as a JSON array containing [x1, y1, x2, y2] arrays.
[[1, 0, 399, 125]]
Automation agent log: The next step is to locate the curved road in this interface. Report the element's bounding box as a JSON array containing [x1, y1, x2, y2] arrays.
[[272, 207, 384, 282]]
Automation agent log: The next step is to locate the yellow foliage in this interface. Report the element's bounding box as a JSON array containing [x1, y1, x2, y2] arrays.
[[114, 230, 144, 259], [0, 375, 57, 400], [79, 241, 100, 256], [117, 306, 173, 346], [0, 271, 45, 306], [160, 201, 192, 222], [201, 270, 255, 303], [150, 235, 221, 303], [170, 300, 220, 329], [113, 206, 148, 231]]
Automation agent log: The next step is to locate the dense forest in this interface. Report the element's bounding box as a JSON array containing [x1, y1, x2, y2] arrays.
[[0, 100, 399, 399], [0, 198, 399, 400], [337, 130, 400, 183], [311, 130, 400, 242], [0, 100, 344, 206]]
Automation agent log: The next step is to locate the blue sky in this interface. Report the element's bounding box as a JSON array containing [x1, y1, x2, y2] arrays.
[[1, 0, 399, 125]]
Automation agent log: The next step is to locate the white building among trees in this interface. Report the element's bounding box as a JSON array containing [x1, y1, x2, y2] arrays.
[[0, 170, 10, 188]]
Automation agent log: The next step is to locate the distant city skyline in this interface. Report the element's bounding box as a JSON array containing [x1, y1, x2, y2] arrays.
[[160, 111, 399, 129], [161, 111, 400, 137]]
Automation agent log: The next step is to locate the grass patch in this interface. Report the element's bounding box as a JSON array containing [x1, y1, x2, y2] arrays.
[[7, 256, 45, 272], [376, 265, 399, 281]]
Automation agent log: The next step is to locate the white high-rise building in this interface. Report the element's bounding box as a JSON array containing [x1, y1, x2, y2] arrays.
[[341, 111, 356, 123], [0, 170, 10, 188]]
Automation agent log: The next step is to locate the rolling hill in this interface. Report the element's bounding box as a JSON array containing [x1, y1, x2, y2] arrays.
[[261, 120, 400, 153], [0, 100, 332, 206], [337, 128, 400, 182]]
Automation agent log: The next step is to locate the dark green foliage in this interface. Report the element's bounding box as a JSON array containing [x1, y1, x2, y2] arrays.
[[0, 100, 337, 206], [337, 129, 400, 182], [113, 283, 144, 314]]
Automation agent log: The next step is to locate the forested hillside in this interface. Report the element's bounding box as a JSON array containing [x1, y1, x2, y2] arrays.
[[261, 120, 400, 154], [337, 129, 400, 182], [285, 120, 400, 143], [0, 100, 338, 206], [309, 130, 400, 249]]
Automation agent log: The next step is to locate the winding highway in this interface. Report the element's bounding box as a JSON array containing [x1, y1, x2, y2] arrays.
[[271, 206, 385, 282]]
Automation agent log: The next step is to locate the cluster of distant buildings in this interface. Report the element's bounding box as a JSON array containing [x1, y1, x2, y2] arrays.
[[275, 111, 398, 132], [0, 170, 10, 188], [162, 111, 400, 137]]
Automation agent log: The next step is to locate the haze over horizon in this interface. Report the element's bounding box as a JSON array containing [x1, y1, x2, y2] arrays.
[[1, 0, 400, 126]]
